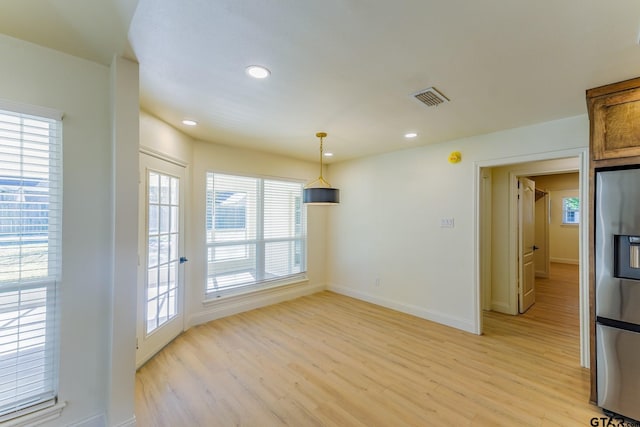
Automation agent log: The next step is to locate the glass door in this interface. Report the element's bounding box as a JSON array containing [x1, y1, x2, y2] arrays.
[[136, 153, 186, 368]]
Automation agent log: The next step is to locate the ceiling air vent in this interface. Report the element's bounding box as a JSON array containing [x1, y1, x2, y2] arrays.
[[413, 87, 449, 107]]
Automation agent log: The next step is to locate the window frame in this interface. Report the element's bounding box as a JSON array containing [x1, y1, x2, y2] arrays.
[[0, 103, 62, 422], [205, 172, 307, 298], [561, 196, 580, 225]]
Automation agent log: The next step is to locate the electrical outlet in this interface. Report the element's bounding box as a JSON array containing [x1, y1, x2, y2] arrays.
[[374, 278, 381, 287], [440, 218, 455, 228]]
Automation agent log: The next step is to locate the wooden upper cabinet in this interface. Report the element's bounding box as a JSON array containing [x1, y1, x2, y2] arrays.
[[587, 77, 640, 162]]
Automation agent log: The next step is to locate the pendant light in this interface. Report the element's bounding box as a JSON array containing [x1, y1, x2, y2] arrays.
[[303, 132, 340, 204]]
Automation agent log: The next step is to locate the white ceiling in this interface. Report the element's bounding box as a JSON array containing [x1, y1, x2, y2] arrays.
[[3, 1, 640, 163]]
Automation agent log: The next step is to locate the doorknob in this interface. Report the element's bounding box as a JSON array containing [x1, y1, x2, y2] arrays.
[[532, 245, 539, 251]]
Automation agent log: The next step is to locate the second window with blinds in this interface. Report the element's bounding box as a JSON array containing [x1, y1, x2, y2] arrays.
[[205, 173, 306, 297]]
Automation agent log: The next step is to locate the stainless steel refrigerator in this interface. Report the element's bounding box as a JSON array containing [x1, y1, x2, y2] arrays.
[[595, 167, 640, 422]]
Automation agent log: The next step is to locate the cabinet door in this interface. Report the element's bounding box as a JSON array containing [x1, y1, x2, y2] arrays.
[[591, 87, 640, 160]]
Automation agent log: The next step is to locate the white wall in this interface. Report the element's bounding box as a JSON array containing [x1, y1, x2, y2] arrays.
[[139, 111, 328, 328], [140, 111, 193, 163], [326, 115, 589, 333], [548, 189, 580, 264], [532, 173, 580, 264], [0, 35, 119, 425]]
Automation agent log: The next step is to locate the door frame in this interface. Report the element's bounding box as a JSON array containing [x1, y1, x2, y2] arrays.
[[474, 147, 590, 368]]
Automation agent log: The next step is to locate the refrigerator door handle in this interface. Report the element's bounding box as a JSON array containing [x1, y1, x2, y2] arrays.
[[597, 316, 640, 334], [630, 244, 640, 269]]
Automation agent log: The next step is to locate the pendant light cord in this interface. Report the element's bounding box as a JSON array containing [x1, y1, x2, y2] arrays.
[[318, 133, 324, 180], [311, 132, 330, 187]]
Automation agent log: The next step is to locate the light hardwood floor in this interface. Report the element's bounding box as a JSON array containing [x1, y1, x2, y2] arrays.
[[135, 263, 601, 426]]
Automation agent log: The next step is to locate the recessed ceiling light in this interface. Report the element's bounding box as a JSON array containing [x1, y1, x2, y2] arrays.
[[324, 152, 334, 157], [405, 132, 418, 138], [246, 65, 271, 79], [182, 119, 197, 126]]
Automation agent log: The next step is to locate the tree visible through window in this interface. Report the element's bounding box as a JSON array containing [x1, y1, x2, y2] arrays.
[[562, 197, 580, 224]]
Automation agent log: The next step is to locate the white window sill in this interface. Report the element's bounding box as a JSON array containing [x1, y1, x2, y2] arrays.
[[203, 276, 309, 306], [2, 401, 66, 427]]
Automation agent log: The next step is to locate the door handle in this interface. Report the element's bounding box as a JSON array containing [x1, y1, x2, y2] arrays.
[[532, 245, 539, 251], [179, 256, 189, 264]]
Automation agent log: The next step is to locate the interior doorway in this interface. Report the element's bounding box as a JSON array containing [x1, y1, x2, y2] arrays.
[[517, 172, 581, 313], [476, 150, 590, 367]]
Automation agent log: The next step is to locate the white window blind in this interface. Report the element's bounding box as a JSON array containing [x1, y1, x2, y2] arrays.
[[0, 108, 61, 420], [206, 173, 306, 296]]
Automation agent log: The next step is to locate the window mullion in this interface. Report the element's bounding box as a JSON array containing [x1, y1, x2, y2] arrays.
[[256, 179, 265, 282]]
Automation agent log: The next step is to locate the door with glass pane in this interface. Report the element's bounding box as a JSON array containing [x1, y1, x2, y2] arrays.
[[136, 153, 186, 368]]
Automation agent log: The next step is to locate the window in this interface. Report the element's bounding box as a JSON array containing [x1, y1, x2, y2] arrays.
[[562, 196, 580, 224], [0, 107, 61, 420], [206, 173, 306, 296]]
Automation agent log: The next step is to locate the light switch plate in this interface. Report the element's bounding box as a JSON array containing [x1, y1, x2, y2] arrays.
[[440, 218, 455, 228]]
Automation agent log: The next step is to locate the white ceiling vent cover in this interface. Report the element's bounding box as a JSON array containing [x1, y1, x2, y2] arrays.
[[413, 87, 449, 107]]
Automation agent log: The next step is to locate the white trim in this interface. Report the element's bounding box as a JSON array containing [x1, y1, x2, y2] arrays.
[[140, 146, 188, 168], [0, 98, 64, 120], [65, 410, 134, 426], [113, 416, 136, 427], [204, 274, 308, 301], [550, 257, 579, 265], [329, 284, 476, 334], [187, 281, 324, 328], [473, 164, 483, 334], [67, 413, 105, 427], [2, 401, 66, 427], [578, 151, 591, 368]]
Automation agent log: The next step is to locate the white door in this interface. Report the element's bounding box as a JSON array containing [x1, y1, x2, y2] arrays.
[[518, 177, 536, 313], [137, 153, 186, 368]]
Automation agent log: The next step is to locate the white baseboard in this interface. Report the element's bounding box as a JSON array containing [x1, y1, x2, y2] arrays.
[[68, 413, 106, 427], [550, 257, 579, 265], [113, 416, 136, 427], [69, 412, 134, 427], [187, 281, 325, 328], [328, 284, 476, 334]]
